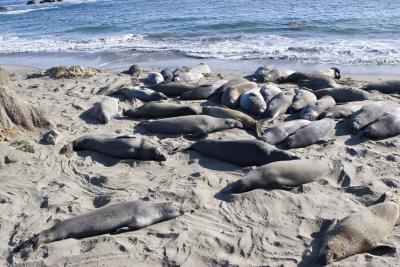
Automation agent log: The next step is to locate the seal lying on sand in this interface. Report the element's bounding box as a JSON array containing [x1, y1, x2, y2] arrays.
[[299, 96, 336, 121], [319, 202, 399, 265], [239, 88, 267, 116], [174, 63, 211, 83], [363, 107, 400, 139], [12, 200, 185, 253], [148, 82, 197, 97], [264, 68, 295, 82], [220, 78, 258, 108], [114, 87, 167, 101], [124, 103, 199, 119], [350, 101, 398, 133], [90, 98, 120, 124], [279, 72, 338, 90], [289, 89, 317, 112], [259, 83, 282, 102], [180, 80, 227, 100], [320, 101, 370, 119], [261, 119, 311, 145], [312, 67, 341, 79], [60, 134, 166, 161], [220, 159, 329, 194], [262, 90, 295, 121], [285, 118, 336, 149], [139, 115, 243, 137], [184, 139, 298, 166], [362, 80, 400, 94], [314, 87, 378, 103]]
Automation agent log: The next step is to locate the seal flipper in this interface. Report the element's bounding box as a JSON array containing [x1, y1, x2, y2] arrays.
[[184, 133, 208, 141], [59, 143, 74, 158], [111, 219, 139, 235], [12, 234, 40, 254]]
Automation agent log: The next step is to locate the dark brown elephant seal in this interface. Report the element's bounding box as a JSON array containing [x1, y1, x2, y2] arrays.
[[362, 80, 400, 94], [12, 200, 185, 253], [148, 82, 196, 97], [220, 159, 329, 194], [60, 134, 166, 161], [123, 102, 199, 119], [363, 107, 400, 139], [184, 139, 298, 166], [314, 87, 378, 103], [319, 202, 399, 265], [351, 101, 398, 132], [220, 78, 258, 108], [139, 115, 243, 137], [180, 80, 227, 100], [114, 87, 167, 101], [299, 96, 336, 121], [279, 72, 338, 90]]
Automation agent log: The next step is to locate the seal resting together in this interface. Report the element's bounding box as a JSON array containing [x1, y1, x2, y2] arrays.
[[12, 200, 185, 253]]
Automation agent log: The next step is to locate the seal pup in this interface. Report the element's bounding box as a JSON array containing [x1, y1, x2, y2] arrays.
[[350, 101, 398, 132], [261, 119, 311, 145], [184, 139, 298, 166], [220, 159, 329, 194], [261, 90, 295, 121], [147, 72, 164, 84], [220, 78, 258, 108], [180, 80, 227, 100], [285, 118, 336, 149], [319, 202, 399, 265], [139, 115, 243, 137], [12, 200, 185, 253], [363, 107, 400, 139], [259, 83, 282, 102], [289, 89, 317, 112], [299, 96, 336, 121], [90, 97, 120, 124], [124, 102, 199, 119], [148, 82, 197, 97], [60, 134, 167, 161], [202, 106, 261, 136], [239, 88, 267, 116], [314, 87, 378, 103], [115, 87, 167, 102], [362, 80, 400, 94], [320, 101, 370, 119]]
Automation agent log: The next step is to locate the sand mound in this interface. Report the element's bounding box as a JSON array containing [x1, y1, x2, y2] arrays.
[[0, 67, 52, 140], [46, 65, 103, 79]]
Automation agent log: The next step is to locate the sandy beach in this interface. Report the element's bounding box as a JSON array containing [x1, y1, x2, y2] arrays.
[[0, 63, 399, 267]]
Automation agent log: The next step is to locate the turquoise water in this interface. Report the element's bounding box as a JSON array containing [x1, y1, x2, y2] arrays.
[[1, 0, 400, 69]]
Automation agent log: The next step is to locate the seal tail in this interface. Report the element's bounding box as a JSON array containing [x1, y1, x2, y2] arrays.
[[12, 234, 40, 254], [59, 143, 74, 158]]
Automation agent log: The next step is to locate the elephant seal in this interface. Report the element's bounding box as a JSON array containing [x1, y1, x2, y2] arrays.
[[115, 87, 167, 101], [312, 68, 341, 79], [261, 119, 311, 145], [300, 96, 336, 121], [60, 134, 166, 161], [260, 83, 282, 102], [320, 101, 370, 119], [180, 80, 227, 100], [90, 97, 120, 124], [147, 72, 164, 84], [289, 89, 317, 112], [174, 63, 211, 83], [126, 64, 141, 78], [12, 200, 184, 253], [362, 80, 400, 94], [148, 82, 197, 97], [202, 106, 261, 136], [314, 87, 378, 103], [161, 68, 173, 82], [351, 101, 398, 132], [220, 78, 258, 108], [124, 102, 199, 119], [363, 107, 400, 139], [185, 139, 298, 166], [285, 118, 336, 149], [139, 115, 243, 137], [220, 159, 329, 194], [319, 202, 399, 265], [239, 88, 267, 116], [247, 66, 270, 82], [279, 72, 338, 90], [262, 90, 295, 121], [264, 68, 295, 82]]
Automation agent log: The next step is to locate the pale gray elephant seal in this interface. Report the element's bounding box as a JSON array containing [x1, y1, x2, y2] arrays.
[[351, 101, 398, 132], [12, 200, 184, 253], [260, 83, 282, 102], [115, 87, 167, 101], [90, 97, 120, 124], [148, 82, 196, 97], [300, 95, 336, 121], [239, 88, 267, 116], [174, 63, 211, 83], [147, 72, 164, 84], [362, 80, 400, 94], [264, 68, 295, 82], [123, 102, 199, 119], [184, 139, 298, 166], [289, 89, 317, 112], [285, 118, 336, 149], [314, 87, 378, 103], [60, 134, 166, 161], [180, 80, 227, 100], [319, 202, 399, 265], [220, 159, 329, 194], [262, 90, 295, 121], [363, 107, 400, 139], [312, 67, 341, 79], [320, 101, 371, 119], [139, 115, 243, 137], [220, 78, 258, 108], [261, 119, 311, 145], [202, 106, 261, 136]]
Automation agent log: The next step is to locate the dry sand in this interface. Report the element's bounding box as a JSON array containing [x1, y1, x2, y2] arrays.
[[0, 64, 399, 267]]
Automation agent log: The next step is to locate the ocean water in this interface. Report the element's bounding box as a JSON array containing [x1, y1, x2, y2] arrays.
[[1, 0, 400, 72]]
